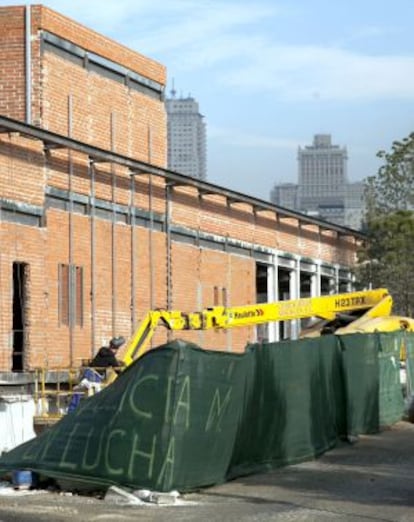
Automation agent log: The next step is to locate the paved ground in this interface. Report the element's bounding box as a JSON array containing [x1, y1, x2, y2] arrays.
[[0, 421, 413, 522]]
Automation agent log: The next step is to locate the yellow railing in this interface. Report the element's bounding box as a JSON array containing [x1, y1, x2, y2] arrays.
[[32, 366, 108, 426]]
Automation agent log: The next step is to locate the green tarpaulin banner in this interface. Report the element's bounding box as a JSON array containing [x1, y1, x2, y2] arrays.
[[338, 333, 380, 435], [0, 341, 249, 492], [228, 335, 344, 479], [0, 333, 406, 492], [405, 332, 414, 398], [377, 332, 405, 426]]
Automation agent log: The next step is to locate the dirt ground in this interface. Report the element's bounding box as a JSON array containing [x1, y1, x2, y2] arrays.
[[0, 421, 413, 522]]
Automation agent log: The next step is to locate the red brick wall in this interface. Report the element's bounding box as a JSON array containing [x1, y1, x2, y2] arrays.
[[34, 4, 167, 167], [0, 135, 357, 371], [40, 52, 166, 167], [169, 244, 256, 352], [0, 6, 26, 121], [35, 6, 165, 85], [0, 5, 166, 163], [0, 221, 49, 370], [0, 5, 359, 372], [0, 136, 45, 206]]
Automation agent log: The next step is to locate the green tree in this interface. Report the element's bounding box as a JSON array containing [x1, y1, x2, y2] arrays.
[[364, 132, 414, 219], [358, 132, 414, 315], [358, 211, 414, 315]]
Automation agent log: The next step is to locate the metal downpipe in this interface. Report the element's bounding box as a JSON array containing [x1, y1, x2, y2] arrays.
[[25, 5, 32, 124]]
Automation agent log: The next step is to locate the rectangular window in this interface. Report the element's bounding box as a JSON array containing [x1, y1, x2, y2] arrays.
[[75, 265, 84, 327], [58, 264, 70, 326], [213, 286, 227, 306], [213, 286, 219, 306], [222, 287, 228, 307], [58, 263, 84, 327], [12, 262, 29, 372]]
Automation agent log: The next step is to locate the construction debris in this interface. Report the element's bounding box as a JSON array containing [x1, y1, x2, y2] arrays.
[[104, 485, 143, 505]]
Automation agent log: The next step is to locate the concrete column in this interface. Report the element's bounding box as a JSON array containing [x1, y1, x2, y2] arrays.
[[268, 254, 279, 343], [289, 257, 300, 339], [313, 261, 321, 297], [334, 264, 340, 294]]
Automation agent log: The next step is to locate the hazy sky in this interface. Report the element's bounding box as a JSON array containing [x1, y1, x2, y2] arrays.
[[3, 0, 414, 200]]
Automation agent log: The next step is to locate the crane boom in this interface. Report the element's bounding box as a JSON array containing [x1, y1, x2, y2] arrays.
[[119, 288, 392, 366]]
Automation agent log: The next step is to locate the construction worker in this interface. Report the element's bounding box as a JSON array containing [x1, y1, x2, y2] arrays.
[[67, 337, 126, 413], [90, 336, 126, 373]]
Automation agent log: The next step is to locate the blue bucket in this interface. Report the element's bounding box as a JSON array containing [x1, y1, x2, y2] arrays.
[[12, 470, 37, 489]]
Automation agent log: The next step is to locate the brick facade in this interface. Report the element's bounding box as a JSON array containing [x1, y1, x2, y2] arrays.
[[0, 5, 360, 372]]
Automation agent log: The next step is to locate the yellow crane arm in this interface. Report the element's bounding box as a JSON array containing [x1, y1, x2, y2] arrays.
[[119, 288, 392, 366]]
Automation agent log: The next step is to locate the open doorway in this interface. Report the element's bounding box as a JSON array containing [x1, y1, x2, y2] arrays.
[[256, 263, 268, 303], [321, 275, 333, 295], [278, 267, 291, 339], [12, 262, 28, 371], [256, 263, 268, 343]]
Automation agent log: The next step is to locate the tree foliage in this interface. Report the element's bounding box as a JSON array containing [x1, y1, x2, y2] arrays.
[[364, 132, 414, 218], [358, 132, 414, 315]]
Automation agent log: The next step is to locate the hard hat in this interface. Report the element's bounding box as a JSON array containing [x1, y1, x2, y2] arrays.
[[110, 336, 126, 349]]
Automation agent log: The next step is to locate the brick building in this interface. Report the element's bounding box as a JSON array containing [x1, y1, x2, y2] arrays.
[[0, 5, 362, 381]]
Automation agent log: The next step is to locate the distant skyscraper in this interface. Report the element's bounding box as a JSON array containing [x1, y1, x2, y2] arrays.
[[166, 90, 207, 180], [270, 134, 365, 229], [345, 181, 365, 230], [270, 183, 298, 209], [298, 134, 348, 225]]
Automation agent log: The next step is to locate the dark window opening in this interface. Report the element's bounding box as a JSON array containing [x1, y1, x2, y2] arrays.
[[321, 276, 334, 295], [12, 262, 28, 372], [256, 263, 269, 343], [338, 280, 349, 293], [300, 273, 312, 298], [256, 263, 268, 302], [278, 267, 291, 339], [300, 273, 313, 330]]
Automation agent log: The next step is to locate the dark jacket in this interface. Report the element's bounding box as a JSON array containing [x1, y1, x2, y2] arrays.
[[90, 346, 121, 369]]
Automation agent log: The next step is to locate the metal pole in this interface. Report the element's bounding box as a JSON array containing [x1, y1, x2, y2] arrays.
[[148, 126, 154, 310], [68, 95, 74, 366], [25, 5, 31, 124], [274, 255, 280, 342], [165, 182, 173, 343], [166, 183, 172, 310], [130, 175, 136, 335], [89, 160, 96, 358], [111, 113, 117, 334]]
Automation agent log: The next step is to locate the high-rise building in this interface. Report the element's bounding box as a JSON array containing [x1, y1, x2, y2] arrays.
[[271, 134, 365, 229], [345, 181, 365, 230], [298, 134, 348, 225], [270, 183, 298, 210], [166, 90, 207, 180]]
